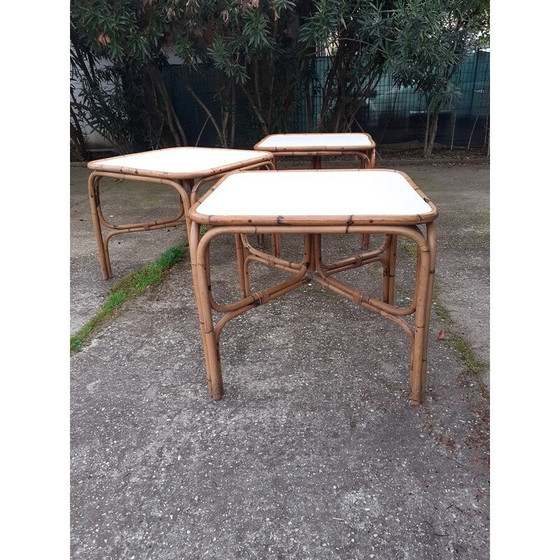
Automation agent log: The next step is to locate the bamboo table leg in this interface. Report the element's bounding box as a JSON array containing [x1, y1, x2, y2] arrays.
[[382, 234, 398, 304], [87, 173, 112, 280], [360, 150, 375, 250], [412, 222, 437, 404]]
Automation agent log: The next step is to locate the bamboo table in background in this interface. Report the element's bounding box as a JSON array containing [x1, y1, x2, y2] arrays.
[[254, 132, 377, 252], [87, 147, 273, 279], [254, 132, 376, 169], [187, 168, 438, 405]]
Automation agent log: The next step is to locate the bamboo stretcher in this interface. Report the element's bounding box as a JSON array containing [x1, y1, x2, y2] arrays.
[[187, 169, 438, 405], [86, 147, 274, 279]]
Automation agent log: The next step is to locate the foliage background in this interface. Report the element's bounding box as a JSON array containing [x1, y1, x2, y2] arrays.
[[70, 0, 489, 158]]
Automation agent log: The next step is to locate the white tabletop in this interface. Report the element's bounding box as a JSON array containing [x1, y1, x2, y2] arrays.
[[87, 147, 272, 179], [192, 169, 436, 225], [254, 133, 375, 151]]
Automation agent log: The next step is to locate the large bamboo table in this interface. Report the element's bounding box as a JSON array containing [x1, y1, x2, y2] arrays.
[[87, 147, 273, 279], [188, 169, 438, 405]]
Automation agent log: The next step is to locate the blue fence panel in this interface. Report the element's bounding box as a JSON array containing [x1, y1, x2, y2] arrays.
[[162, 50, 489, 149]]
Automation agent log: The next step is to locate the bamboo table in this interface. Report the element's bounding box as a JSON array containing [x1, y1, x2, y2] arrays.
[[188, 168, 438, 405], [87, 147, 273, 279], [254, 132, 377, 251], [254, 132, 376, 169]]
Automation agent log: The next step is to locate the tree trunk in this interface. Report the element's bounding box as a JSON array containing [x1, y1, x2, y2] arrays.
[[450, 110, 457, 151], [424, 111, 439, 158], [181, 70, 226, 147], [145, 60, 187, 147], [242, 84, 269, 137], [318, 52, 342, 131], [229, 80, 236, 148], [468, 114, 480, 150]]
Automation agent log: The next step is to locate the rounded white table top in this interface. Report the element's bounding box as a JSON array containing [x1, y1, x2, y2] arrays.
[[87, 147, 272, 179], [191, 169, 437, 226], [254, 133, 376, 151]]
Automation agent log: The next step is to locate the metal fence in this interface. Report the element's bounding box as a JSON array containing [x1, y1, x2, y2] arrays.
[[162, 50, 489, 150]]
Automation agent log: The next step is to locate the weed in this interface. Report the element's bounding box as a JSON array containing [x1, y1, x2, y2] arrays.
[[70, 244, 187, 354]]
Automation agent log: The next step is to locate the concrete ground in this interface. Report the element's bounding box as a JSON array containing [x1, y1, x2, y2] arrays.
[[70, 159, 490, 559]]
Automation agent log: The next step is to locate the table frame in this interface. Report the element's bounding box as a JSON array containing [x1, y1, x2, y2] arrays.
[[188, 170, 437, 405], [87, 150, 273, 279]]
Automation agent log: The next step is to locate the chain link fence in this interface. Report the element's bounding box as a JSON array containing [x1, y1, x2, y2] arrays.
[[162, 50, 489, 150]]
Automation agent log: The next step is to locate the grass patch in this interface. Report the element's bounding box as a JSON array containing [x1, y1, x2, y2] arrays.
[[432, 282, 488, 402], [70, 244, 187, 355], [401, 237, 417, 259], [432, 295, 487, 378]]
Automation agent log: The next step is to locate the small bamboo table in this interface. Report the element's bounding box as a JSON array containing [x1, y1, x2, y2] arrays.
[[188, 169, 438, 405], [254, 132, 376, 169], [87, 147, 273, 279], [254, 132, 377, 252]]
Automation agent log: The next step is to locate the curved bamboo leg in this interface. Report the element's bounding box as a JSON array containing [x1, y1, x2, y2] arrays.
[[187, 222, 211, 395], [415, 222, 437, 403], [409, 226, 435, 405], [87, 173, 112, 280], [102, 230, 114, 280], [360, 154, 372, 249], [190, 222, 224, 400]]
